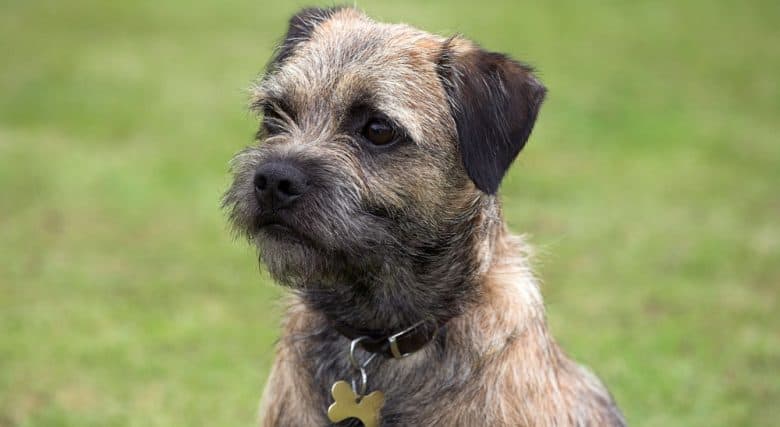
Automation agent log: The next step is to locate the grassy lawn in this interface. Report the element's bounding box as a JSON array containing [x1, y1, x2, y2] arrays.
[[1, 1, 778, 426]]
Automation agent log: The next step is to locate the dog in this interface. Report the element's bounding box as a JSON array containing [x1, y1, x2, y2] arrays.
[[224, 6, 626, 426]]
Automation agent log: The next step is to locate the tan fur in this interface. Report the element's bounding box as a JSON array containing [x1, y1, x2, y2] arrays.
[[224, 7, 624, 426], [260, 233, 621, 426]]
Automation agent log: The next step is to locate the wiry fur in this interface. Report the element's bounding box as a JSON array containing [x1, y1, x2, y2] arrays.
[[223, 7, 625, 426]]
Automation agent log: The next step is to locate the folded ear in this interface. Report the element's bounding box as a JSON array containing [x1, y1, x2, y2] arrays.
[[436, 38, 547, 194], [269, 6, 346, 70]]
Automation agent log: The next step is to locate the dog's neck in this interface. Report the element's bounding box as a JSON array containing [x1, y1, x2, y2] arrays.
[[299, 195, 505, 333]]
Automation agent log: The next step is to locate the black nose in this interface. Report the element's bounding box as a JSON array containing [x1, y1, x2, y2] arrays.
[[253, 161, 309, 210]]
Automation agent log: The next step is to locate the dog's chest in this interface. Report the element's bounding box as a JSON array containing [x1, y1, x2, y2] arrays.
[[301, 338, 480, 426]]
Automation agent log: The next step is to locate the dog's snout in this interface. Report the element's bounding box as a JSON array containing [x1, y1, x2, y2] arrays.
[[254, 161, 309, 210]]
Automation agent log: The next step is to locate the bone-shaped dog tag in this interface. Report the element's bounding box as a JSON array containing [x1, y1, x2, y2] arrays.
[[327, 380, 384, 427]]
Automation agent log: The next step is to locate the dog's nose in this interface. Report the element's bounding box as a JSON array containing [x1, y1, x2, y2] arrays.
[[254, 161, 309, 210]]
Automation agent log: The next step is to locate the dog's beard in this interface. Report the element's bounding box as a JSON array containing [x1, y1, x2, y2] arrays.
[[243, 200, 488, 331], [253, 210, 393, 287], [257, 236, 331, 285]]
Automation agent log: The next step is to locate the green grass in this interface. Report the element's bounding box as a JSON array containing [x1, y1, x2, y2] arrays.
[[1, 1, 778, 426]]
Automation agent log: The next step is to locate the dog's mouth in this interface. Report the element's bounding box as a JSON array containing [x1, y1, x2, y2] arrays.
[[256, 214, 310, 244]]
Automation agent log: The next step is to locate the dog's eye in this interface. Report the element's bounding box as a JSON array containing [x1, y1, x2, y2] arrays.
[[362, 119, 396, 146]]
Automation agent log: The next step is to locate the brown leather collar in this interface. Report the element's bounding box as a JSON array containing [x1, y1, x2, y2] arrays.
[[333, 320, 446, 359]]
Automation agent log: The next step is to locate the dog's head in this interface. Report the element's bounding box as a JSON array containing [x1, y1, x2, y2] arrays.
[[224, 7, 545, 290]]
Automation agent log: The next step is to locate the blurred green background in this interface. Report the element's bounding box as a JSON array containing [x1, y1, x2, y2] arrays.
[[1, 0, 778, 426]]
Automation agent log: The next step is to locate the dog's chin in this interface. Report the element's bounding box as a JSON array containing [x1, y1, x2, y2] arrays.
[[250, 208, 392, 286], [257, 222, 308, 245], [255, 226, 332, 286]]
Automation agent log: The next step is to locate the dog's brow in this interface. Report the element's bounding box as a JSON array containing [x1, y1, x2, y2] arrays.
[[252, 96, 296, 119], [343, 96, 376, 118]]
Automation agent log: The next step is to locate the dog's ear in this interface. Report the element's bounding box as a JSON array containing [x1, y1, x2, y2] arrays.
[[269, 7, 346, 69], [437, 38, 547, 194]]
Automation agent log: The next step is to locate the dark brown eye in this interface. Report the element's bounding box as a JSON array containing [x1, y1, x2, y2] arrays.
[[362, 119, 396, 146]]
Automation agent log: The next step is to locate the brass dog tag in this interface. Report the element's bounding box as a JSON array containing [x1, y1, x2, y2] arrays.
[[327, 380, 384, 427]]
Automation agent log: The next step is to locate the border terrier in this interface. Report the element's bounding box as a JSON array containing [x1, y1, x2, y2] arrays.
[[224, 6, 625, 426]]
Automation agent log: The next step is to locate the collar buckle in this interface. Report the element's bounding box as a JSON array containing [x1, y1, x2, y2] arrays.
[[387, 320, 428, 359], [333, 318, 444, 359]]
